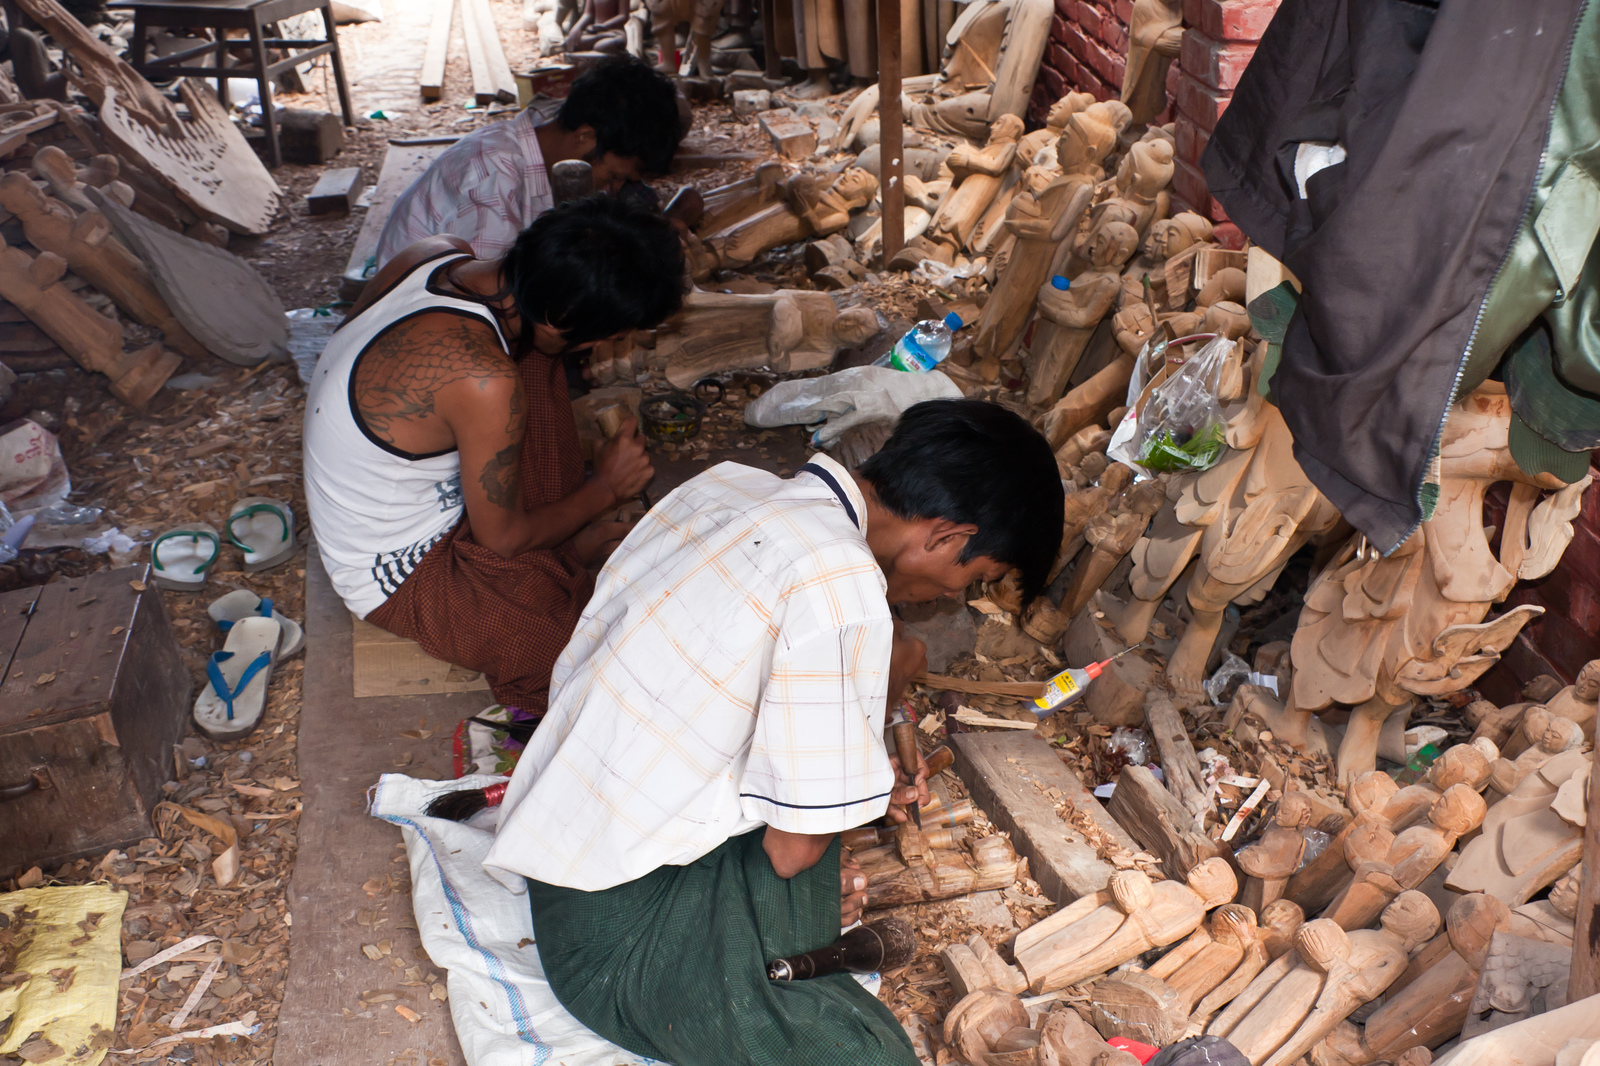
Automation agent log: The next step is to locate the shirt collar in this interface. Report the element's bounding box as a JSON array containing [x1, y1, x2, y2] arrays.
[[799, 452, 868, 536]]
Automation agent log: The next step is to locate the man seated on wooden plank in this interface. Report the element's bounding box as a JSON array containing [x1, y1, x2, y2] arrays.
[[484, 400, 1065, 1066], [375, 56, 686, 270], [304, 196, 684, 716]]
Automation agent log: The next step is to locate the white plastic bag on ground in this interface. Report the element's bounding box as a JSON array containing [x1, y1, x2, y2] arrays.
[[287, 307, 343, 384], [743, 365, 963, 446], [370, 774, 655, 1066]]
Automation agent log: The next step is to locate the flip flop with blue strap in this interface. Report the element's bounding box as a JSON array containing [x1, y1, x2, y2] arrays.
[[194, 616, 281, 740], [208, 588, 304, 659]]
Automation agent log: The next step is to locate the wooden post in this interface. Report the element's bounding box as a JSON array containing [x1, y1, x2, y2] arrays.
[[876, 0, 904, 266], [761, 0, 782, 79], [1570, 743, 1600, 999]]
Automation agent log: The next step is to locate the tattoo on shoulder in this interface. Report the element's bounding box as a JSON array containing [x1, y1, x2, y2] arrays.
[[353, 314, 515, 445]]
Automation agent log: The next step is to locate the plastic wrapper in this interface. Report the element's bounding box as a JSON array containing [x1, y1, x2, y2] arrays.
[[1132, 335, 1232, 472], [287, 306, 343, 384], [1206, 653, 1254, 706], [743, 365, 963, 446], [1107, 727, 1152, 766], [1298, 828, 1331, 870]]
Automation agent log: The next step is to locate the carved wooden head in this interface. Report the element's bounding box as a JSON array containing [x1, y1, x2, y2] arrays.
[[1212, 904, 1258, 945], [1146, 211, 1212, 261], [1087, 221, 1139, 271], [1275, 791, 1314, 829], [1379, 890, 1441, 951], [1445, 892, 1512, 970], [1259, 899, 1306, 940], [1576, 660, 1600, 702], [1428, 784, 1487, 836], [1294, 919, 1351, 971], [989, 114, 1025, 146], [1548, 865, 1582, 918], [1185, 857, 1238, 909], [1539, 716, 1584, 755], [1427, 743, 1495, 792], [1046, 91, 1097, 130], [1110, 870, 1156, 912], [1347, 770, 1401, 814]]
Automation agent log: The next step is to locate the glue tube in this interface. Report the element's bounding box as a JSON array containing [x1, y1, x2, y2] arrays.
[[1031, 645, 1144, 718]]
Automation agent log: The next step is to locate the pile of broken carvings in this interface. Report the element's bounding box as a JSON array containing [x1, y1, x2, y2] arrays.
[[0, 0, 287, 410]]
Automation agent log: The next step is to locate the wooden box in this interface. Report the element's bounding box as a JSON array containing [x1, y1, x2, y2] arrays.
[[0, 565, 190, 877]]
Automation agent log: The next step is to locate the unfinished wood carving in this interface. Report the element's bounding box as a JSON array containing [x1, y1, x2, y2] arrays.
[[785, 167, 878, 237], [89, 187, 288, 366], [1026, 221, 1139, 408], [1461, 929, 1571, 1039], [0, 172, 205, 361], [646, 0, 724, 76], [1446, 747, 1589, 904], [13, 0, 180, 136], [1237, 792, 1313, 912], [1433, 996, 1600, 1066], [1016, 859, 1237, 993], [98, 82, 281, 236], [859, 833, 1022, 909], [893, 116, 1023, 270], [1210, 893, 1440, 1066], [1120, 0, 1182, 127], [655, 289, 882, 387]]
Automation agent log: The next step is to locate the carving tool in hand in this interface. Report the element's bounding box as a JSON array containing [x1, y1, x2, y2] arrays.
[[594, 403, 652, 511], [888, 700, 922, 828]]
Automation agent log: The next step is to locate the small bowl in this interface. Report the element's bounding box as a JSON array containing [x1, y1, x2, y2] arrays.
[[640, 391, 707, 443]]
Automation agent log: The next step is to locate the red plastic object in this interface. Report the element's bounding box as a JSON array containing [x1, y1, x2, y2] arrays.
[[1108, 1038, 1160, 1064]]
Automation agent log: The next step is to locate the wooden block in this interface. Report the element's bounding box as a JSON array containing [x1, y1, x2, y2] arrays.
[[1063, 608, 1157, 727], [951, 730, 1136, 903], [351, 616, 490, 698], [306, 167, 366, 216], [340, 142, 451, 302], [943, 942, 991, 997], [420, 0, 457, 101], [757, 108, 817, 161], [0, 565, 189, 878], [273, 109, 346, 166], [1107, 764, 1224, 879]]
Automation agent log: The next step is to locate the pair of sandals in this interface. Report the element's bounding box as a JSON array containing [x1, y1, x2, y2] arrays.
[[193, 588, 304, 741], [151, 497, 297, 592]]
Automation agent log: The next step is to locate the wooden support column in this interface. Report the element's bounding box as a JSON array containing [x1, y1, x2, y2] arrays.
[[1570, 743, 1600, 999], [761, 0, 783, 78], [876, 0, 903, 266]]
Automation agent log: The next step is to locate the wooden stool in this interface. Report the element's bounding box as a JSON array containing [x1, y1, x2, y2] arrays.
[[107, 0, 357, 168]]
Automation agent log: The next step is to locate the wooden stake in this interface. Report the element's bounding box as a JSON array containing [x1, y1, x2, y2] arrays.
[[877, 0, 904, 266], [420, 0, 457, 102], [1569, 743, 1600, 999]]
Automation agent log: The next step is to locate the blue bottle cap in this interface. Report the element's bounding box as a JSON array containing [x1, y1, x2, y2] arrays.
[[943, 312, 963, 330], [1051, 275, 1070, 290]]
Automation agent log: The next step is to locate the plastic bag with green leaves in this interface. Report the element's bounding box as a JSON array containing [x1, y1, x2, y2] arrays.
[[1132, 335, 1232, 473]]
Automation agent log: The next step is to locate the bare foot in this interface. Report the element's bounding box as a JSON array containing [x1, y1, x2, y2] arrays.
[[841, 854, 867, 927], [1112, 593, 1162, 646], [1166, 607, 1224, 707], [785, 71, 834, 100]]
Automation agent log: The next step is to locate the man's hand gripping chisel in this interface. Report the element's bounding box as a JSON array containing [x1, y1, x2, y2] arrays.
[[889, 700, 922, 829]]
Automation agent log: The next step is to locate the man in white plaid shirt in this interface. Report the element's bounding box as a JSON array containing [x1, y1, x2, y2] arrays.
[[486, 399, 1065, 1066]]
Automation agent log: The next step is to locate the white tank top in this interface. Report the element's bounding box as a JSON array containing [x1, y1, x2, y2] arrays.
[[303, 253, 507, 618]]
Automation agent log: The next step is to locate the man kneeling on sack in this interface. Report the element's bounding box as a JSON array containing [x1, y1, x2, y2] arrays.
[[482, 400, 1065, 1066]]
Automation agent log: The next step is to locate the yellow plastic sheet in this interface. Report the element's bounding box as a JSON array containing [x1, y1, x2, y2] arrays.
[[0, 884, 128, 1065]]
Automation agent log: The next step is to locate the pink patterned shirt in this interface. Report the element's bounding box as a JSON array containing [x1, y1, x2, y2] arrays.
[[375, 108, 554, 268]]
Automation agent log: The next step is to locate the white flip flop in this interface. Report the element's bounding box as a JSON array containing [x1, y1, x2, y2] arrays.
[[226, 497, 298, 572], [150, 523, 221, 591], [194, 616, 282, 740], [208, 588, 304, 659]]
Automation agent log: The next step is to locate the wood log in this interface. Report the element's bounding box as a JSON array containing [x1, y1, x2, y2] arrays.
[[757, 109, 817, 160], [914, 673, 1045, 698], [1107, 764, 1223, 880], [1145, 690, 1211, 822]]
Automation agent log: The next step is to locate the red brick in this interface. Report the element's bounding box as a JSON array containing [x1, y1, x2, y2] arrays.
[[1175, 118, 1210, 165], [1075, 0, 1102, 37], [1049, 43, 1075, 76], [1038, 65, 1068, 102], [1175, 70, 1231, 131], [1086, 38, 1122, 85], [1061, 18, 1089, 59], [1054, 0, 1075, 19], [1102, 19, 1128, 53], [1182, 0, 1280, 42], [1114, 0, 1133, 24], [1051, 14, 1070, 44], [1171, 156, 1230, 221], [1180, 30, 1257, 90]]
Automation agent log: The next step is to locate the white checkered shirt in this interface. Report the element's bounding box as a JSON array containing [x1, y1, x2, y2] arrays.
[[485, 454, 897, 891], [375, 108, 553, 268]]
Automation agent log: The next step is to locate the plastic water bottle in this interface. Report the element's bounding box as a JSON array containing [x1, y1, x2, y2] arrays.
[[874, 312, 963, 372]]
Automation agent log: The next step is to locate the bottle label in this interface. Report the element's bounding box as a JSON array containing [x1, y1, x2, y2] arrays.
[[887, 335, 934, 373], [1033, 670, 1080, 712]]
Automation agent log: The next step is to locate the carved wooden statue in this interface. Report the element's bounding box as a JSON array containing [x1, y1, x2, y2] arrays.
[[1320, 784, 1486, 931], [645, 0, 724, 75], [1238, 791, 1314, 912], [1487, 710, 1586, 798], [1211, 893, 1440, 1066], [785, 167, 878, 237], [656, 290, 883, 387], [1120, 0, 1182, 127], [1025, 220, 1139, 407], [1287, 382, 1591, 783], [1016, 858, 1238, 993], [892, 115, 1024, 270], [1446, 747, 1589, 905], [1018, 90, 1097, 166], [1380, 739, 1499, 832], [1461, 928, 1572, 1039]]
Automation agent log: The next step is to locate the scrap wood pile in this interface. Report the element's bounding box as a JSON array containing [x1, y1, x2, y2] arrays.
[[0, 0, 288, 407]]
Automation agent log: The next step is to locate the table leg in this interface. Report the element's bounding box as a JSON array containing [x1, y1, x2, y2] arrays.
[[320, 3, 356, 126], [129, 13, 149, 76], [249, 16, 281, 168], [215, 28, 233, 111]]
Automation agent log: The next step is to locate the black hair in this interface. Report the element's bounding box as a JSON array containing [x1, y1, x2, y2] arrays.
[[557, 56, 684, 176], [500, 195, 685, 351], [859, 399, 1064, 600]]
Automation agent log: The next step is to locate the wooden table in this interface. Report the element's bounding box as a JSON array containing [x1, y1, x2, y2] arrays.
[[107, 0, 356, 168]]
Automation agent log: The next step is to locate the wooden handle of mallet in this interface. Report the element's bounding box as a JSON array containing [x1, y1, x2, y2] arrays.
[[594, 404, 652, 510]]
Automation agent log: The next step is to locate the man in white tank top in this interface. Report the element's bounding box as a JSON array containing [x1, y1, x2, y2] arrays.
[[304, 198, 686, 715]]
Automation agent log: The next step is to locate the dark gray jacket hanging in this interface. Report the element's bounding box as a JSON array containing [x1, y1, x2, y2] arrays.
[[1202, 0, 1599, 552]]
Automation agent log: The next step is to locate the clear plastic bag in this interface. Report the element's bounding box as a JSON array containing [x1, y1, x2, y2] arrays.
[[287, 306, 344, 384], [1132, 335, 1232, 473]]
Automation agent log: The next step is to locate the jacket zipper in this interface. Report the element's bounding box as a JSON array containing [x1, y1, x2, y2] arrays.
[[1398, 0, 1589, 555]]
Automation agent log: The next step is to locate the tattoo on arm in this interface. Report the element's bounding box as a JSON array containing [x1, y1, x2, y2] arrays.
[[480, 442, 520, 509], [353, 314, 516, 445]]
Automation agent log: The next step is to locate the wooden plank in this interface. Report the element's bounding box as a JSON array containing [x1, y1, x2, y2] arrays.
[[351, 616, 490, 698], [420, 0, 457, 101], [1571, 744, 1600, 1000], [951, 730, 1135, 903], [915, 672, 1045, 699], [0, 583, 40, 690], [339, 141, 452, 302], [877, 0, 904, 265], [460, 0, 516, 106], [275, 552, 476, 1066], [306, 167, 367, 216]]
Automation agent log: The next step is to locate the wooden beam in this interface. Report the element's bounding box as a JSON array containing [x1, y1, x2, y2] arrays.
[[461, 0, 516, 105], [1570, 744, 1600, 1000], [876, 0, 904, 266], [420, 0, 457, 101], [760, 0, 782, 79]]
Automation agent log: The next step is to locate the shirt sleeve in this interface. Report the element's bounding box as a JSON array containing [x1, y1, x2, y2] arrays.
[[738, 619, 897, 834]]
